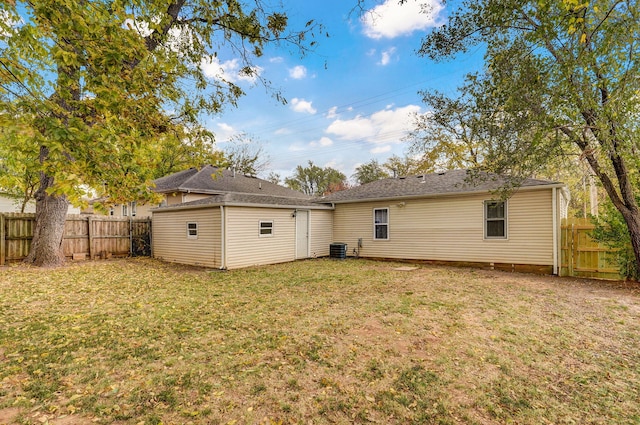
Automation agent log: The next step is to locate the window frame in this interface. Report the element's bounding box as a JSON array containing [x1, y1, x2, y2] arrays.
[[187, 222, 198, 240], [259, 220, 274, 237], [122, 204, 128, 217], [484, 200, 507, 239], [373, 207, 389, 240], [131, 201, 137, 217]]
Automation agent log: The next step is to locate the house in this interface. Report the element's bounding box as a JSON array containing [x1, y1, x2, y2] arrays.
[[152, 167, 334, 269], [89, 165, 302, 218], [152, 168, 569, 274], [321, 170, 569, 275], [0, 193, 81, 214]]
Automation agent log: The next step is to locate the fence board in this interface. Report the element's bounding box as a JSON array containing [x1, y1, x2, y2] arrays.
[[1, 213, 151, 264], [560, 218, 621, 280]]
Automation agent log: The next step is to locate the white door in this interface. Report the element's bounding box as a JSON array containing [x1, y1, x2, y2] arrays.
[[296, 210, 310, 259]]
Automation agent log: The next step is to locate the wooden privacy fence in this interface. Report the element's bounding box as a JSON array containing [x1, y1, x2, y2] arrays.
[[560, 217, 621, 280], [0, 214, 151, 265]]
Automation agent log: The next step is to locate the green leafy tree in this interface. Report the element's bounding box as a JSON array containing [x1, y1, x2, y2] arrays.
[[285, 161, 347, 196], [592, 198, 638, 279], [382, 155, 426, 178], [223, 133, 271, 177], [353, 159, 389, 185], [150, 126, 224, 180], [0, 122, 40, 212], [407, 90, 489, 171], [419, 0, 640, 274], [0, 1, 318, 266], [266, 171, 281, 185]]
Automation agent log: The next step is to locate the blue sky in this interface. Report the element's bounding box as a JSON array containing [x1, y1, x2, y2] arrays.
[[202, 0, 485, 182]]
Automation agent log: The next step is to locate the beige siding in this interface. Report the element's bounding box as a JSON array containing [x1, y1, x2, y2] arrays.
[[106, 202, 156, 218], [153, 208, 221, 268], [224, 207, 296, 269], [309, 210, 333, 258], [333, 189, 555, 266]]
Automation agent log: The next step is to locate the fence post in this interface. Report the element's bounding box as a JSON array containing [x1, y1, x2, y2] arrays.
[[88, 216, 94, 260], [0, 213, 4, 266], [567, 222, 575, 276]]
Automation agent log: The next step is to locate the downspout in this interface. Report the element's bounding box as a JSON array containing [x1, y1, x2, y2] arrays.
[[552, 187, 558, 275], [220, 205, 227, 270]]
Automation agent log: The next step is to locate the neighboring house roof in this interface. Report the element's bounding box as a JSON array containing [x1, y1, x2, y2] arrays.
[[153, 165, 308, 199], [320, 169, 564, 203], [155, 192, 333, 211]]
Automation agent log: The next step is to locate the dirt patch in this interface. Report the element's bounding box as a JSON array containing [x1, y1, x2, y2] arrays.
[[0, 409, 96, 425], [0, 408, 21, 425]]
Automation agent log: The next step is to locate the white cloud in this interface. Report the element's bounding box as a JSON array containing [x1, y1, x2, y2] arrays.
[[270, 56, 284, 63], [214, 122, 237, 141], [291, 98, 317, 114], [288, 143, 307, 152], [326, 107, 339, 119], [275, 128, 292, 135], [200, 56, 262, 84], [379, 47, 397, 66], [362, 0, 445, 39], [326, 105, 421, 144], [310, 137, 334, 148], [371, 145, 392, 154], [289, 65, 308, 80]]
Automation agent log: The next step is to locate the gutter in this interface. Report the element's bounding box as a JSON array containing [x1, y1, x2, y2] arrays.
[[153, 201, 334, 213], [324, 183, 568, 205]]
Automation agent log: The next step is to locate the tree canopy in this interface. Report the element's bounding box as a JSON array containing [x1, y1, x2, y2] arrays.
[[0, 0, 318, 265], [285, 161, 348, 196], [418, 0, 640, 276], [222, 133, 271, 178], [352, 159, 389, 185]]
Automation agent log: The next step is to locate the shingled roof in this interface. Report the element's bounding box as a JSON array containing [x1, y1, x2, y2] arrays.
[[155, 192, 333, 211], [153, 165, 309, 199], [320, 169, 562, 203]]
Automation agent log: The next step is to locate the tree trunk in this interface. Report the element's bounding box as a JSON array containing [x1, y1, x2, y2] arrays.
[[23, 172, 69, 267], [620, 208, 640, 280]]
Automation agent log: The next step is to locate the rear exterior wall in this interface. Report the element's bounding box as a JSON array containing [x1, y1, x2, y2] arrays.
[[309, 210, 333, 258], [332, 189, 555, 267], [223, 207, 296, 269], [152, 208, 221, 268]]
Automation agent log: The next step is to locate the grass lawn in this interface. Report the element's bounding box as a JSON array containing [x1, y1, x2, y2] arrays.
[[0, 258, 639, 425]]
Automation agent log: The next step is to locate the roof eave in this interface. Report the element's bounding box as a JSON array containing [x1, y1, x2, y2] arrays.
[[324, 182, 567, 204], [152, 201, 335, 213]]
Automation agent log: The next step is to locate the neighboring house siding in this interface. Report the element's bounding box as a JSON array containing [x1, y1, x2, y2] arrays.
[[332, 189, 554, 266], [0, 195, 35, 213], [310, 210, 333, 258], [153, 208, 221, 268], [0, 195, 80, 214], [224, 207, 296, 269]]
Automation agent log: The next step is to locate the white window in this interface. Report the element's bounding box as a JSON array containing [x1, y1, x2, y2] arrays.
[[485, 201, 507, 239], [131, 201, 137, 217], [373, 208, 389, 240], [187, 222, 198, 239], [259, 221, 273, 237], [122, 204, 128, 217], [109, 207, 114, 216]]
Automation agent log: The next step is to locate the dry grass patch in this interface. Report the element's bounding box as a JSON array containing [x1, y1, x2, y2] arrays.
[[0, 258, 639, 424]]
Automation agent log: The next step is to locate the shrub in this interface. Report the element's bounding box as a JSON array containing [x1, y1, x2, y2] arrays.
[[591, 199, 638, 280]]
